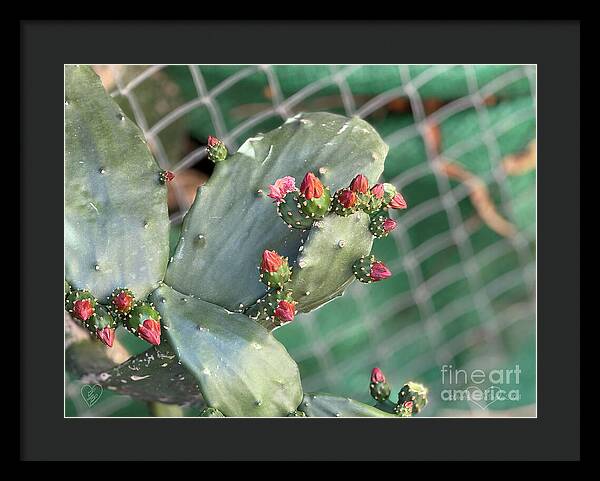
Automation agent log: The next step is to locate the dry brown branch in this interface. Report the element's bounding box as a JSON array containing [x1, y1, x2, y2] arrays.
[[503, 140, 536, 176]]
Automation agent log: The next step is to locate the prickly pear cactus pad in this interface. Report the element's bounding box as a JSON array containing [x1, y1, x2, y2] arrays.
[[165, 112, 387, 311], [150, 285, 303, 417], [65, 65, 169, 300], [286, 212, 374, 313], [298, 393, 397, 418], [84, 344, 205, 407]]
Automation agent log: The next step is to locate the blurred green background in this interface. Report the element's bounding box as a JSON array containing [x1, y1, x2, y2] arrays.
[[66, 65, 535, 417]]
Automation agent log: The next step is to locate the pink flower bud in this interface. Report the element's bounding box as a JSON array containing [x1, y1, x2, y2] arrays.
[[274, 300, 296, 323], [339, 189, 357, 209], [383, 218, 397, 233], [96, 327, 115, 348], [370, 261, 391, 281], [371, 183, 385, 199], [350, 174, 369, 194], [207, 135, 221, 147], [73, 299, 94, 321], [371, 367, 386, 384], [267, 176, 296, 204], [138, 318, 161, 346], [300, 172, 324, 200], [114, 291, 134, 313], [389, 192, 407, 210], [260, 250, 284, 273]]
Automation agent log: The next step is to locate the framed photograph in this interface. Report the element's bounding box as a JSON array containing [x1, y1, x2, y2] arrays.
[[21, 20, 580, 461]]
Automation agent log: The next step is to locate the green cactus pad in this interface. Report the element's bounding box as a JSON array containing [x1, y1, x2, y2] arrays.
[[285, 212, 374, 313], [298, 393, 397, 418], [298, 187, 331, 219], [164, 112, 387, 311], [277, 192, 314, 229], [199, 407, 225, 417], [72, 342, 206, 407], [368, 210, 392, 238], [394, 381, 428, 415], [65, 65, 169, 300], [150, 285, 303, 417]]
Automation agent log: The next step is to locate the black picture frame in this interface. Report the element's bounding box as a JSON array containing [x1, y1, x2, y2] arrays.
[[21, 20, 580, 461]]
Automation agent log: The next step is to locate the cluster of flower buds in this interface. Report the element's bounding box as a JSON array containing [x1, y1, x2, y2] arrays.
[[66, 289, 117, 348], [268, 172, 332, 230], [257, 251, 298, 327], [65, 286, 162, 348], [369, 368, 428, 417]]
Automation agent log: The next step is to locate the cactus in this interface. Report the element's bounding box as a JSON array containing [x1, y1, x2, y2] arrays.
[[149, 284, 302, 417], [64, 67, 426, 417], [65, 65, 169, 301], [298, 393, 397, 418], [164, 112, 387, 311]]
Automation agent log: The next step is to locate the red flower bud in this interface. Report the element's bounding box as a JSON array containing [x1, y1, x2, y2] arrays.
[[350, 174, 369, 194], [164, 171, 175, 182], [339, 189, 357, 209], [260, 250, 284, 273], [138, 318, 161, 346], [371, 183, 385, 199], [73, 299, 94, 321], [300, 172, 324, 200], [371, 367, 386, 384], [114, 291, 134, 312], [274, 300, 296, 323], [207, 135, 220, 148], [383, 218, 397, 233], [96, 327, 115, 348], [370, 261, 391, 281], [389, 192, 407, 210], [403, 400, 414, 411]]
